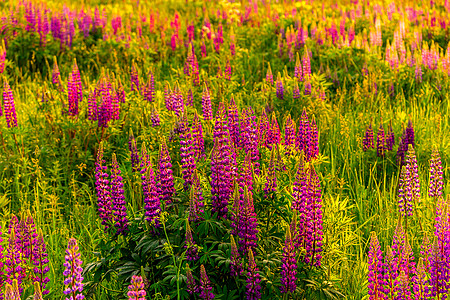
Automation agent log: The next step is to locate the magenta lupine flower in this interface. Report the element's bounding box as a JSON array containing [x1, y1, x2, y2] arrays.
[[270, 114, 281, 146], [116, 79, 125, 103], [67, 74, 79, 117], [210, 103, 233, 218], [72, 60, 82, 101], [294, 53, 303, 80], [412, 258, 427, 299], [172, 83, 184, 117], [232, 154, 254, 236], [188, 170, 204, 222], [186, 89, 194, 107], [230, 235, 243, 277], [130, 62, 139, 92], [110, 153, 129, 235], [5, 227, 23, 291], [406, 120, 415, 148], [429, 148, 444, 198], [293, 81, 300, 100], [111, 87, 120, 121], [179, 113, 196, 190], [406, 145, 420, 204], [87, 90, 98, 122], [185, 221, 199, 261], [280, 226, 297, 294], [127, 275, 146, 300], [164, 83, 173, 111], [237, 187, 258, 254], [368, 232, 385, 300], [384, 246, 399, 299], [363, 124, 375, 151], [310, 117, 319, 159], [128, 130, 140, 172], [3, 81, 17, 128], [246, 249, 262, 300], [257, 110, 270, 149], [140, 143, 161, 229], [199, 265, 214, 300], [186, 264, 198, 295], [398, 166, 413, 217], [63, 238, 84, 300], [284, 115, 296, 156], [264, 149, 277, 199], [0, 225, 4, 293], [192, 112, 205, 161], [241, 108, 260, 175], [95, 143, 113, 231], [227, 96, 241, 148], [302, 50, 311, 78], [150, 108, 160, 127], [266, 64, 273, 84], [304, 79, 311, 95], [31, 230, 50, 295], [276, 73, 284, 100], [296, 109, 312, 161], [386, 125, 395, 151], [202, 84, 213, 121], [376, 124, 386, 157], [225, 60, 232, 80], [290, 158, 307, 249], [52, 57, 61, 86], [304, 166, 323, 267], [158, 138, 175, 206], [97, 78, 113, 128], [0, 41, 6, 74]]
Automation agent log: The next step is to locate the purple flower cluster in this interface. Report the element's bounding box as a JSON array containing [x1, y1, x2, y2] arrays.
[[246, 249, 261, 300], [376, 124, 386, 157], [227, 96, 241, 148], [127, 275, 146, 300], [237, 187, 258, 254], [230, 235, 243, 277], [397, 120, 415, 165], [140, 143, 161, 229], [158, 138, 175, 206], [3, 81, 17, 128], [362, 124, 375, 151], [428, 148, 444, 198], [202, 84, 213, 121], [199, 265, 215, 300], [110, 153, 129, 235], [185, 221, 199, 262], [241, 108, 260, 175], [130, 62, 139, 92], [368, 232, 385, 299], [276, 73, 284, 100], [188, 170, 204, 222], [296, 109, 318, 161], [179, 113, 196, 190], [263, 149, 277, 199], [63, 238, 84, 300], [192, 112, 205, 161], [284, 115, 296, 156], [67, 60, 82, 117], [186, 264, 198, 295], [280, 226, 297, 294], [95, 143, 113, 231]]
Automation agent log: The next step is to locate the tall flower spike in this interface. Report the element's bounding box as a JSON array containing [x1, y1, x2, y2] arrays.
[[202, 84, 213, 121], [130, 61, 139, 92], [95, 143, 113, 231], [363, 124, 375, 151], [264, 148, 277, 199], [52, 56, 61, 86], [293, 81, 300, 100], [127, 275, 146, 300], [3, 81, 18, 128], [33, 282, 44, 300], [185, 220, 199, 262], [398, 166, 413, 217], [246, 249, 262, 300], [192, 111, 205, 161], [386, 125, 395, 151], [227, 95, 241, 148], [199, 265, 214, 300], [405, 144, 420, 204], [186, 264, 198, 295], [111, 153, 129, 235], [266, 64, 273, 85], [310, 116, 319, 159], [241, 108, 261, 175], [151, 108, 160, 127], [188, 170, 204, 222], [412, 258, 426, 300], [237, 186, 258, 254], [367, 232, 385, 300], [230, 235, 243, 277], [376, 123, 386, 157], [5, 227, 23, 293], [179, 112, 196, 190], [276, 72, 284, 100], [280, 226, 297, 294], [429, 148, 444, 198], [284, 115, 296, 156], [158, 137, 175, 206], [32, 229, 50, 295], [140, 142, 161, 230], [63, 238, 84, 300], [0, 225, 4, 293], [294, 53, 303, 80]]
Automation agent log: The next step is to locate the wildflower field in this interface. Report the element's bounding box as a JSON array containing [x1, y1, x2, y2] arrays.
[[0, 0, 449, 299]]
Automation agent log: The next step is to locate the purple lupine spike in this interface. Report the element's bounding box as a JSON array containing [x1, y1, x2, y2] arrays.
[[97, 77, 113, 128], [270, 113, 281, 147], [185, 221, 199, 262], [32, 229, 50, 295], [63, 238, 84, 300], [310, 116, 319, 159], [406, 120, 415, 148], [158, 137, 175, 206], [377, 123, 386, 157], [172, 83, 184, 117], [297, 109, 312, 161], [225, 60, 232, 81], [95, 143, 113, 231], [280, 225, 297, 294], [128, 129, 140, 172], [87, 89, 98, 122], [276, 72, 284, 100], [384, 246, 398, 299], [230, 235, 243, 277], [5, 227, 24, 293], [199, 265, 214, 300], [257, 110, 270, 149], [3, 81, 17, 128], [233, 154, 254, 236], [304, 166, 323, 267], [0, 41, 6, 74], [164, 83, 173, 111], [111, 153, 129, 236], [293, 81, 300, 100], [188, 170, 204, 222], [0, 225, 4, 294], [210, 103, 233, 218], [284, 115, 296, 156], [186, 89, 194, 107], [116, 79, 125, 103], [140, 143, 161, 229], [392, 217, 406, 259], [386, 125, 395, 151], [237, 187, 258, 254], [67, 74, 79, 117], [179, 112, 196, 190], [127, 275, 146, 300], [52, 56, 61, 86], [246, 249, 262, 300], [368, 232, 385, 300], [130, 62, 139, 92], [72, 60, 82, 102], [227, 96, 241, 148], [192, 111, 205, 161], [412, 258, 426, 300], [363, 124, 375, 151], [304, 78, 311, 96], [429, 148, 444, 198], [33, 281, 44, 300], [264, 149, 277, 199], [150, 108, 160, 127], [294, 53, 303, 81], [202, 84, 213, 121], [406, 145, 420, 204], [111, 85, 120, 121], [186, 264, 198, 295], [399, 240, 416, 282], [241, 108, 260, 175], [266, 64, 273, 85], [302, 50, 311, 78], [398, 166, 413, 217]]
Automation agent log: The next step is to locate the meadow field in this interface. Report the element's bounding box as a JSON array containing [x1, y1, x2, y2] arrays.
[[0, 0, 449, 299]]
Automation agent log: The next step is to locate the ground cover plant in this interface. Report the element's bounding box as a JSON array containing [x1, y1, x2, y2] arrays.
[[0, 0, 449, 299]]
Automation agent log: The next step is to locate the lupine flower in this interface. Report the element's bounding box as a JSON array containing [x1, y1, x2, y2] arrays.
[[179, 112, 196, 190], [185, 220, 199, 261], [386, 125, 395, 151], [293, 81, 301, 100], [33, 282, 44, 300], [0, 41, 6, 74], [429, 148, 444, 198], [284, 115, 296, 156], [266, 64, 273, 84], [270, 113, 281, 146], [376, 124, 386, 157], [199, 265, 214, 300], [172, 83, 184, 117], [302, 49, 311, 77], [276, 72, 284, 100], [4, 279, 20, 300], [246, 249, 261, 300], [297, 109, 313, 161], [237, 187, 258, 254], [363, 124, 375, 151], [150, 108, 160, 127], [0, 225, 4, 293], [188, 170, 204, 222], [241, 108, 260, 175], [202, 84, 213, 121], [32, 230, 50, 295], [110, 153, 129, 235], [52, 56, 61, 86], [140, 143, 161, 229], [230, 235, 243, 277], [384, 246, 398, 299], [280, 226, 297, 294], [412, 258, 427, 300], [368, 232, 385, 300], [397, 121, 416, 166], [63, 238, 84, 300], [227, 96, 241, 148], [264, 149, 277, 199], [164, 83, 173, 111], [192, 111, 205, 161], [3, 81, 17, 128], [257, 110, 270, 149], [406, 145, 420, 204], [5, 227, 23, 292], [130, 62, 139, 92], [295, 53, 303, 80], [158, 138, 175, 206], [398, 166, 413, 217], [127, 275, 146, 300], [310, 116, 319, 159], [95, 143, 113, 231], [186, 264, 198, 295]]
